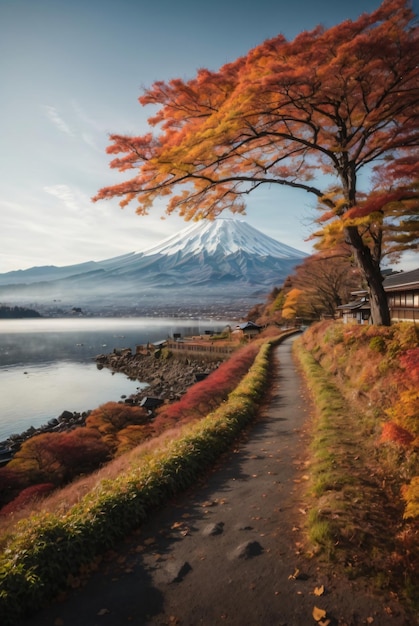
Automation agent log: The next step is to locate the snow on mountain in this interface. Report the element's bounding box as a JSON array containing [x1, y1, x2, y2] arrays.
[[138, 218, 303, 259], [0, 219, 308, 309]]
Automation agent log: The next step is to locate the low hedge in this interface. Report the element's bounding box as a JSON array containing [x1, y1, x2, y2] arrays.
[[0, 336, 287, 624]]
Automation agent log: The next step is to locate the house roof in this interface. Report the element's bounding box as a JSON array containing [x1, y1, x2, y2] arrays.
[[383, 268, 419, 291], [237, 321, 262, 331], [140, 397, 164, 409], [152, 339, 167, 348], [338, 297, 370, 311]]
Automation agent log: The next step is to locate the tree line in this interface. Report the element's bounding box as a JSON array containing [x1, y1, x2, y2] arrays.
[[0, 305, 41, 319]]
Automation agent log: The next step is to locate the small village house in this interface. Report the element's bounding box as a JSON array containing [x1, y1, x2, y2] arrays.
[[232, 321, 262, 340], [339, 267, 419, 324], [384, 268, 419, 323]]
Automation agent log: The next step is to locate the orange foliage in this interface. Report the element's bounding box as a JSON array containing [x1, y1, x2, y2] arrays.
[[386, 347, 419, 438], [401, 476, 419, 519], [400, 348, 419, 384], [94, 0, 418, 325], [7, 429, 110, 490], [300, 321, 418, 440], [380, 422, 414, 448], [115, 424, 153, 456], [281, 288, 303, 321], [85, 402, 149, 449]]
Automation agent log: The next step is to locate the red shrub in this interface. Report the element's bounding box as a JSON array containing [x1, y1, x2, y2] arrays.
[[399, 348, 419, 385], [50, 428, 111, 480], [0, 466, 26, 509], [0, 483, 55, 516], [85, 402, 149, 435], [152, 343, 259, 434], [8, 428, 111, 486], [380, 422, 414, 447]]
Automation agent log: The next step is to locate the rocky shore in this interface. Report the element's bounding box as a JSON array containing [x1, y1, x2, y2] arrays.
[[0, 348, 221, 463], [0, 410, 89, 465], [95, 346, 222, 404]]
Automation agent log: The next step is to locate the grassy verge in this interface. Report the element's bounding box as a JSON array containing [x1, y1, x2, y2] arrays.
[[293, 335, 419, 608], [0, 336, 287, 624]]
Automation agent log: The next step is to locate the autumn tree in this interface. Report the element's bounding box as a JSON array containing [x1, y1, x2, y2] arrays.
[[289, 251, 363, 319], [94, 0, 419, 325], [115, 424, 153, 456], [85, 401, 149, 451], [281, 288, 304, 322], [8, 429, 110, 486]]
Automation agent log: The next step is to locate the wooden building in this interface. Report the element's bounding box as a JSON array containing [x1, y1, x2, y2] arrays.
[[383, 268, 419, 323], [339, 267, 419, 324]]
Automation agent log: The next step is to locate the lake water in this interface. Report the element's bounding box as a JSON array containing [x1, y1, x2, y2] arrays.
[[0, 317, 227, 441]]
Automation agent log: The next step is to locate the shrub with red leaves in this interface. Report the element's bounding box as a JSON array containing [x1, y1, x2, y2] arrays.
[[381, 422, 414, 447], [152, 343, 259, 434], [0, 483, 55, 516]]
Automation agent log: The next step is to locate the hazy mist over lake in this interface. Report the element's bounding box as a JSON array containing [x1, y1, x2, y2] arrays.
[[0, 317, 228, 440]]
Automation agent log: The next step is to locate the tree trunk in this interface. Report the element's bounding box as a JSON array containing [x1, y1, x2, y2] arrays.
[[345, 226, 391, 326]]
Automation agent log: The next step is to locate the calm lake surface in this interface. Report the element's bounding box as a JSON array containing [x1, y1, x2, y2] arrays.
[[0, 317, 227, 441]]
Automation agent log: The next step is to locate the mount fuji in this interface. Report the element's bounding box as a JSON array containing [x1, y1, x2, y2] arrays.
[[0, 219, 308, 313]]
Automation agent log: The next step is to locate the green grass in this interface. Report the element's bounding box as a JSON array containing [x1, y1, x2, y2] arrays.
[[293, 333, 419, 611], [0, 336, 288, 624]]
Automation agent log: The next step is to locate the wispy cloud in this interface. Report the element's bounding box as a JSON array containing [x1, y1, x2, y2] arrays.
[[43, 105, 74, 136], [81, 131, 101, 151], [71, 99, 103, 132], [44, 184, 80, 211]]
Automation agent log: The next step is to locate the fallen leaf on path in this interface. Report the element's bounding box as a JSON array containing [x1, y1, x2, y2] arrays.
[[312, 606, 326, 621], [313, 585, 325, 596], [171, 521, 183, 529], [144, 537, 155, 546], [97, 608, 110, 616]]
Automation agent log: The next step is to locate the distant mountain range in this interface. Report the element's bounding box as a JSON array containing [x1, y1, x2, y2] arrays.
[[0, 219, 308, 311]]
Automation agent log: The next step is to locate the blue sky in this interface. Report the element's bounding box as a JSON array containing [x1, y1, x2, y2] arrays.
[[1, 0, 417, 273]]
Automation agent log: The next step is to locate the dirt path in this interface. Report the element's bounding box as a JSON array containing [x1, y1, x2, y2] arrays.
[[21, 337, 415, 626]]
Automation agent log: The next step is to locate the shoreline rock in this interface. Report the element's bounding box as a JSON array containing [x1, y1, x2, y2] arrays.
[[95, 347, 221, 404], [0, 349, 221, 463], [0, 410, 90, 464]]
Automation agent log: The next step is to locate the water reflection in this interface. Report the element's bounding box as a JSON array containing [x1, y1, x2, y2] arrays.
[[0, 362, 145, 441], [0, 317, 223, 366], [0, 317, 228, 439]]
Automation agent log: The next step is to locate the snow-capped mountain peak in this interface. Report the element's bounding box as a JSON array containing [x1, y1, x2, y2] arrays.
[[138, 218, 304, 259], [0, 218, 308, 310]]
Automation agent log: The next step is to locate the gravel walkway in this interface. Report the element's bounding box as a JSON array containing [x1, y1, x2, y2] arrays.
[[21, 336, 414, 626]]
